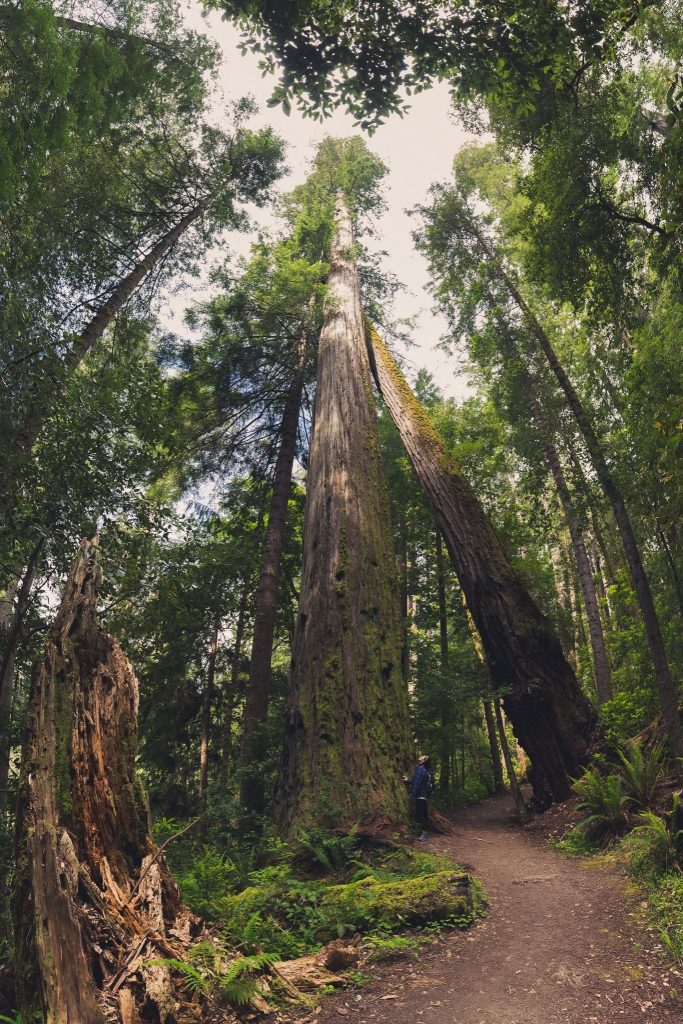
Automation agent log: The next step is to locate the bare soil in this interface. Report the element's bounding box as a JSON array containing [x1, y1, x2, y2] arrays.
[[296, 794, 683, 1024]]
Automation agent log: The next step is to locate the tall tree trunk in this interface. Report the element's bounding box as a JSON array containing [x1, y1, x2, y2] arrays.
[[470, 225, 682, 757], [483, 699, 505, 794], [366, 323, 597, 804], [494, 700, 529, 822], [435, 531, 452, 791], [0, 200, 208, 522], [220, 587, 249, 787], [13, 541, 193, 1023], [199, 618, 220, 839], [399, 516, 410, 682], [277, 195, 411, 834], [0, 536, 45, 816], [522, 381, 612, 702], [239, 339, 307, 820]]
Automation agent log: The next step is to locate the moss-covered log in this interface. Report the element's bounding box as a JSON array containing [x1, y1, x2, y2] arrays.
[[13, 541, 196, 1023], [365, 323, 598, 804], [223, 869, 486, 939], [277, 194, 411, 833]]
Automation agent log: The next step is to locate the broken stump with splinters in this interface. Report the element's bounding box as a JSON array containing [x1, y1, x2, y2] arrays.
[[13, 540, 199, 1024]]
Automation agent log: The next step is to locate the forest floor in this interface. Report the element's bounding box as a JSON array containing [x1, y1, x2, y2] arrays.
[[290, 794, 683, 1024]]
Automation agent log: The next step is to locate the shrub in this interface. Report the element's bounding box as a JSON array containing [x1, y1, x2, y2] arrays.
[[628, 793, 683, 877], [177, 849, 239, 919], [572, 767, 630, 841], [614, 742, 666, 809]]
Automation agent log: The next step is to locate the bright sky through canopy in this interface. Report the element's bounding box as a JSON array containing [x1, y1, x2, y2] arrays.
[[174, 1, 475, 398]]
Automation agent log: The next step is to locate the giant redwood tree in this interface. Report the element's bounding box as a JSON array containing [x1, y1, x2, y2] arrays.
[[365, 324, 598, 803], [277, 140, 411, 834]]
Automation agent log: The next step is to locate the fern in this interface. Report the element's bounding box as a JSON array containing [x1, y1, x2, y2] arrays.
[[573, 767, 630, 840], [144, 958, 208, 996], [297, 826, 358, 875], [615, 742, 666, 808]]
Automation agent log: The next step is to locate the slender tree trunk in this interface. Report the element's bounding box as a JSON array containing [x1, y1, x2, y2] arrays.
[[239, 339, 307, 820], [471, 228, 682, 756], [199, 619, 219, 838], [0, 536, 45, 816], [220, 588, 249, 787], [494, 700, 529, 822], [522, 382, 612, 702], [366, 323, 597, 804], [399, 517, 410, 682], [277, 195, 411, 834], [435, 531, 451, 791], [483, 700, 505, 794], [0, 200, 208, 522], [13, 541, 192, 1022]]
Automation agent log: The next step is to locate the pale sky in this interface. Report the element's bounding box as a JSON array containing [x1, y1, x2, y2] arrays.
[[169, 2, 475, 398]]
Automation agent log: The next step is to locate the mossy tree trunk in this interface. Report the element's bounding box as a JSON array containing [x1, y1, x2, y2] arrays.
[[239, 337, 308, 821], [13, 541, 194, 1023], [366, 323, 597, 804], [277, 195, 411, 835]]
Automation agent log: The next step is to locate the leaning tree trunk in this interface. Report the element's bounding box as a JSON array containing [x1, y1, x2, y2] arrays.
[[13, 541, 196, 1023], [472, 230, 683, 759], [239, 337, 307, 820], [483, 699, 505, 795], [0, 200, 207, 525], [277, 194, 411, 835], [366, 323, 598, 804]]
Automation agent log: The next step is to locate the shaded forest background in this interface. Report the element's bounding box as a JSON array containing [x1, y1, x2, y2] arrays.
[[0, 0, 682, 1018]]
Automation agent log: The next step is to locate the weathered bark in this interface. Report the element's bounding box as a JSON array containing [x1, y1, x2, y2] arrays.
[[522, 382, 612, 703], [199, 619, 220, 838], [435, 531, 452, 791], [277, 195, 411, 834], [483, 700, 505, 794], [0, 201, 207, 522], [239, 339, 307, 819], [13, 541, 195, 1023], [0, 537, 44, 816], [399, 516, 410, 682], [220, 585, 249, 787], [469, 227, 682, 757], [366, 323, 597, 803]]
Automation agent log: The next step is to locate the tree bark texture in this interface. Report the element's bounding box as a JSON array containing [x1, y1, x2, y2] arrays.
[[239, 339, 307, 819], [366, 323, 598, 803], [13, 541, 195, 1023], [277, 196, 411, 834]]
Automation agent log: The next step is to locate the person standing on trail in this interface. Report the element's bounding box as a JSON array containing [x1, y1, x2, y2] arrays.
[[408, 754, 434, 841]]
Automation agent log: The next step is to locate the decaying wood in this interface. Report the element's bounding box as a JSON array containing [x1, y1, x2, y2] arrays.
[[13, 540, 200, 1023]]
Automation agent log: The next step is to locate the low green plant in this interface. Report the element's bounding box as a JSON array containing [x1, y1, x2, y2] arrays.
[[628, 793, 683, 876], [572, 766, 630, 841], [177, 849, 238, 918], [614, 742, 666, 809], [364, 933, 423, 961], [147, 941, 279, 1008], [296, 826, 358, 876]]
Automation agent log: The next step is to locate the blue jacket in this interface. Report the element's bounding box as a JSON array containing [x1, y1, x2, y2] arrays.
[[409, 763, 433, 800]]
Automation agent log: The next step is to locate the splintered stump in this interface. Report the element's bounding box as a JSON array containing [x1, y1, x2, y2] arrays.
[[13, 542, 198, 1023]]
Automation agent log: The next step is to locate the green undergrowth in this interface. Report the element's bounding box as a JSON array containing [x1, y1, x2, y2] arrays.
[[550, 745, 683, 962], [163, 822, 486, 963]]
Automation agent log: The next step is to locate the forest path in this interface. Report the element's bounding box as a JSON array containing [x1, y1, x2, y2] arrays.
[[304, 794, 682, 1024]]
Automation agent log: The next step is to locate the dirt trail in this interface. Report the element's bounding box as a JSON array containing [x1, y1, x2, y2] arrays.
[[306, 795, 683, 1024]]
